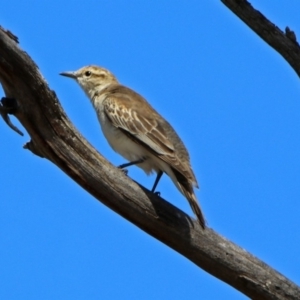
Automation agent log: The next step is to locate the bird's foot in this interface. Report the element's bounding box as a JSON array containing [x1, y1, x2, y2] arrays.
[[119, 167, 128, 175], [154, 191, 161, 197]]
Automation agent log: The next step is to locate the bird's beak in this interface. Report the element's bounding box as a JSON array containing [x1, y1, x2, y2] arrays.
[[59, 71, 77, 79]]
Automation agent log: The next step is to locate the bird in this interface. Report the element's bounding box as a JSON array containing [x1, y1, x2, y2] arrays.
[[60, 66, 206, 228]]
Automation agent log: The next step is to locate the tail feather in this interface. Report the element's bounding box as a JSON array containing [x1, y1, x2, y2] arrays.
[[184, 189, 206, 229], [171, 168, 206, 229]]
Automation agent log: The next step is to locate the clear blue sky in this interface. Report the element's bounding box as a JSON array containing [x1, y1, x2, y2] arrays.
[[1, 1, 300, 299]]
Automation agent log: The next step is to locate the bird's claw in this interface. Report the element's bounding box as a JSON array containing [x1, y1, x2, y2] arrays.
[[154, 191, 161, 197], [119, 168, 128, 175]]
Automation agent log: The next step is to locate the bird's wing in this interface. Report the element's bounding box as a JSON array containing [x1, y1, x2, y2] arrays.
[[103, 94, 175, 156], [103, 89, 198, 186]]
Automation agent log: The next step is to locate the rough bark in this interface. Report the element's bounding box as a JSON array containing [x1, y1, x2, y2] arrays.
[[0, 2, 300, 298], [221, 0, 300, 77]]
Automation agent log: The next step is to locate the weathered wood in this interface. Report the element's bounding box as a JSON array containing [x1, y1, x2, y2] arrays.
[[221, 0, 300, 77], [0, 23, 299, 300]]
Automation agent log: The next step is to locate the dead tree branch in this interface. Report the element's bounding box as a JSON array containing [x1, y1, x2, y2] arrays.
[[221, 0, 300, 77]]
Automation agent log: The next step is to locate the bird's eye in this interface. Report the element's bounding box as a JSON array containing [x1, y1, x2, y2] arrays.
[[85, 71, 91, 77]]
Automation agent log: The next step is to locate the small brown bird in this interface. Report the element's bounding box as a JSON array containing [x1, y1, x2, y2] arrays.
[[60, 66, 205, 228]]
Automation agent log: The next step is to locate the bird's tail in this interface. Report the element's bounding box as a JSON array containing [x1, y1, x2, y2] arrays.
[[181, 186, 206, 229], [170, 168, 205, 229]]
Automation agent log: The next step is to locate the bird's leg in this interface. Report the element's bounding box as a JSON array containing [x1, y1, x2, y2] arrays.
[[151, 171, 163, 196], [118, 158, 145, 169], [0, 97, 24, 136], [118, 158, 146, 175]]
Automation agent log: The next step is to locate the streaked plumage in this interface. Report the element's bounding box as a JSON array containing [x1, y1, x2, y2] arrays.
[[60, 66, 205, 228]]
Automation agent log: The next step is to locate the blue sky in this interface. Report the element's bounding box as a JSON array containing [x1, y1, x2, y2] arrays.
[[1, 1, 300, 299]]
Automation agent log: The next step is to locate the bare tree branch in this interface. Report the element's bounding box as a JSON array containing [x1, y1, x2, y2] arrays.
[[221, 0, 300, 77], [0, 22, 299, 300]]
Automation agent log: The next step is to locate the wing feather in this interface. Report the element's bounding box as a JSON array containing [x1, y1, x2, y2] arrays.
[[102, 88, 197, 186], [103, 96, 174, 155]]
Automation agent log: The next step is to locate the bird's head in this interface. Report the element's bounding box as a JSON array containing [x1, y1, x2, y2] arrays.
[[60, 65, 118, 97]]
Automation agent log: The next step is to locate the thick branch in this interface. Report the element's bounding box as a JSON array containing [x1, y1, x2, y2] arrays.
[[221, 0, 300, 77], [0, 27, 299, 300]]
